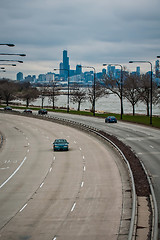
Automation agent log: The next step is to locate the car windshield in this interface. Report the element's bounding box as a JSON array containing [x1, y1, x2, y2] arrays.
[[54, 139, 67, 144]]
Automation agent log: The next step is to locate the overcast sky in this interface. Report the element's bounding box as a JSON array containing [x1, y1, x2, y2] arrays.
[[0, 0, 160, 79]]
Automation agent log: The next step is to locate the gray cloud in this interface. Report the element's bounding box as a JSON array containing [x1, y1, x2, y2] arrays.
[[0, 0, 160, 78]]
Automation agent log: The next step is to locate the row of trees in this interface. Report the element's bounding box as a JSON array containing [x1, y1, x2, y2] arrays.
[[103, 72, 159, 116], [0, 79, 60, 109], [0, 79, 39, 107], [0, 74, 159, 116], [70, 72, 160, 116]]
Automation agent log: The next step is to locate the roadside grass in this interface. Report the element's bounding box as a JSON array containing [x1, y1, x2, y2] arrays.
[[1, 104, 160, 129]]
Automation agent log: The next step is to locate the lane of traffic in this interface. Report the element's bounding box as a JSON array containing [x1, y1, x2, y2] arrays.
[[0, 114, 54, 229], [46, 111, 160, 231], [0, 113, 125, 240]]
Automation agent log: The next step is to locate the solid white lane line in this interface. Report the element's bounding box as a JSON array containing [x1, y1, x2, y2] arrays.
[[71, 202, 76, 212], [0, 157, 27, 189], [19, 203, 27, 212]]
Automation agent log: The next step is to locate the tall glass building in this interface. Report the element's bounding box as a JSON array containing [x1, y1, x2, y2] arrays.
[[63, 50, 70, 78], [17, 72, 23, 81]]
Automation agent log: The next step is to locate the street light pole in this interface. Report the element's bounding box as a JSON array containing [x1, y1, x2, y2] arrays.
[[54, 68, 70, 113], [129, 60, 153, 125], [78, 65, 96, 116], [103, 63, 123, 119]]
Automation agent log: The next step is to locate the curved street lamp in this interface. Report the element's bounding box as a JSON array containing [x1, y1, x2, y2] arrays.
[[0, 64, 16, 66], [78, 65, 96, 116], [0, 44, 15, 47], [103, 63, 124, 119], [129, 60, 153, 125], [0, 53, 26, 57], [54, 68, 70, 113], [0, 60, 23, 63]]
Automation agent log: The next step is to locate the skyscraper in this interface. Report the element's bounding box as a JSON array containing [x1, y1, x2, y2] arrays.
[[136, 66, 140, 75], [17, 72, 23, 81], [63, 50, 70, 78], [155, 60, 159, 78], [59, 62, 64, 76], [76, 64, 82, 75]]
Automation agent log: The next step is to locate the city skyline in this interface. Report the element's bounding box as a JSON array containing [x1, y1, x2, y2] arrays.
[[16, 50, 160, 86], [0, 0, 160, 79]]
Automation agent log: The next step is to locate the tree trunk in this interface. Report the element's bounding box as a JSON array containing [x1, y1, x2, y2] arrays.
[[146, 100, 150, 116], [26, 98, 29, 107], [132, 103, 135, 116], [41, 97, 44, 108], [77, 101, 81, 111], [52, 96, 55, 109]]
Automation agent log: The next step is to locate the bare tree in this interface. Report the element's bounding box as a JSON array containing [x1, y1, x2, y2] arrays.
[[139, 74, 159, 116], [0, 78, 19, 105], [18, 83, 39, 107], [87, 81, 106, 113], [123, 74, 141, 116], [103, 71, 124, 115], [48, 82, 60, 109], [70, 84, 87, 111], [38, 86, 48, 108]]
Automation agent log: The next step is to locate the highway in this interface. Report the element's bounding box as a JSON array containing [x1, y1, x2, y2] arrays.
[[46, 111, 160, 233], [0, 113, 130, 240]]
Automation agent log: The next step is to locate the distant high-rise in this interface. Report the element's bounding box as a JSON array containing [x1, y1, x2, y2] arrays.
[[155, 60, 159, 77], [17, 72, 23, 81], [136, 66, 140, 75], [102, 68, 106, 75], [76, 65, 82, 75], [63, 50, 70, 78], [107, 65, 115, 76], [59, 62, 64, 76]]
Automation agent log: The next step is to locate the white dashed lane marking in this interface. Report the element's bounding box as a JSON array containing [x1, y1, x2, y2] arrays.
[[71, 202, 76, 212], [19, 203, 27, 212]]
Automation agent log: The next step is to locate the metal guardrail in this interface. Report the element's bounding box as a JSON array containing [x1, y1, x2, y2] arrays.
[[140, 161, 158, 240]]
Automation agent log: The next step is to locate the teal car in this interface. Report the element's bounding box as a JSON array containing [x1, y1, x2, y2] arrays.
[[53, 139, 69, 151]]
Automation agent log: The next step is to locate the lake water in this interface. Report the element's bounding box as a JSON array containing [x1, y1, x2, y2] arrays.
[[27, 93, 160, 116]]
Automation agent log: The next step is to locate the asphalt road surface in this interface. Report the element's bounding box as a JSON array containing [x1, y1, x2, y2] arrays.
[[0, 113, 126, 240], [47, 111, 160, 230]]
